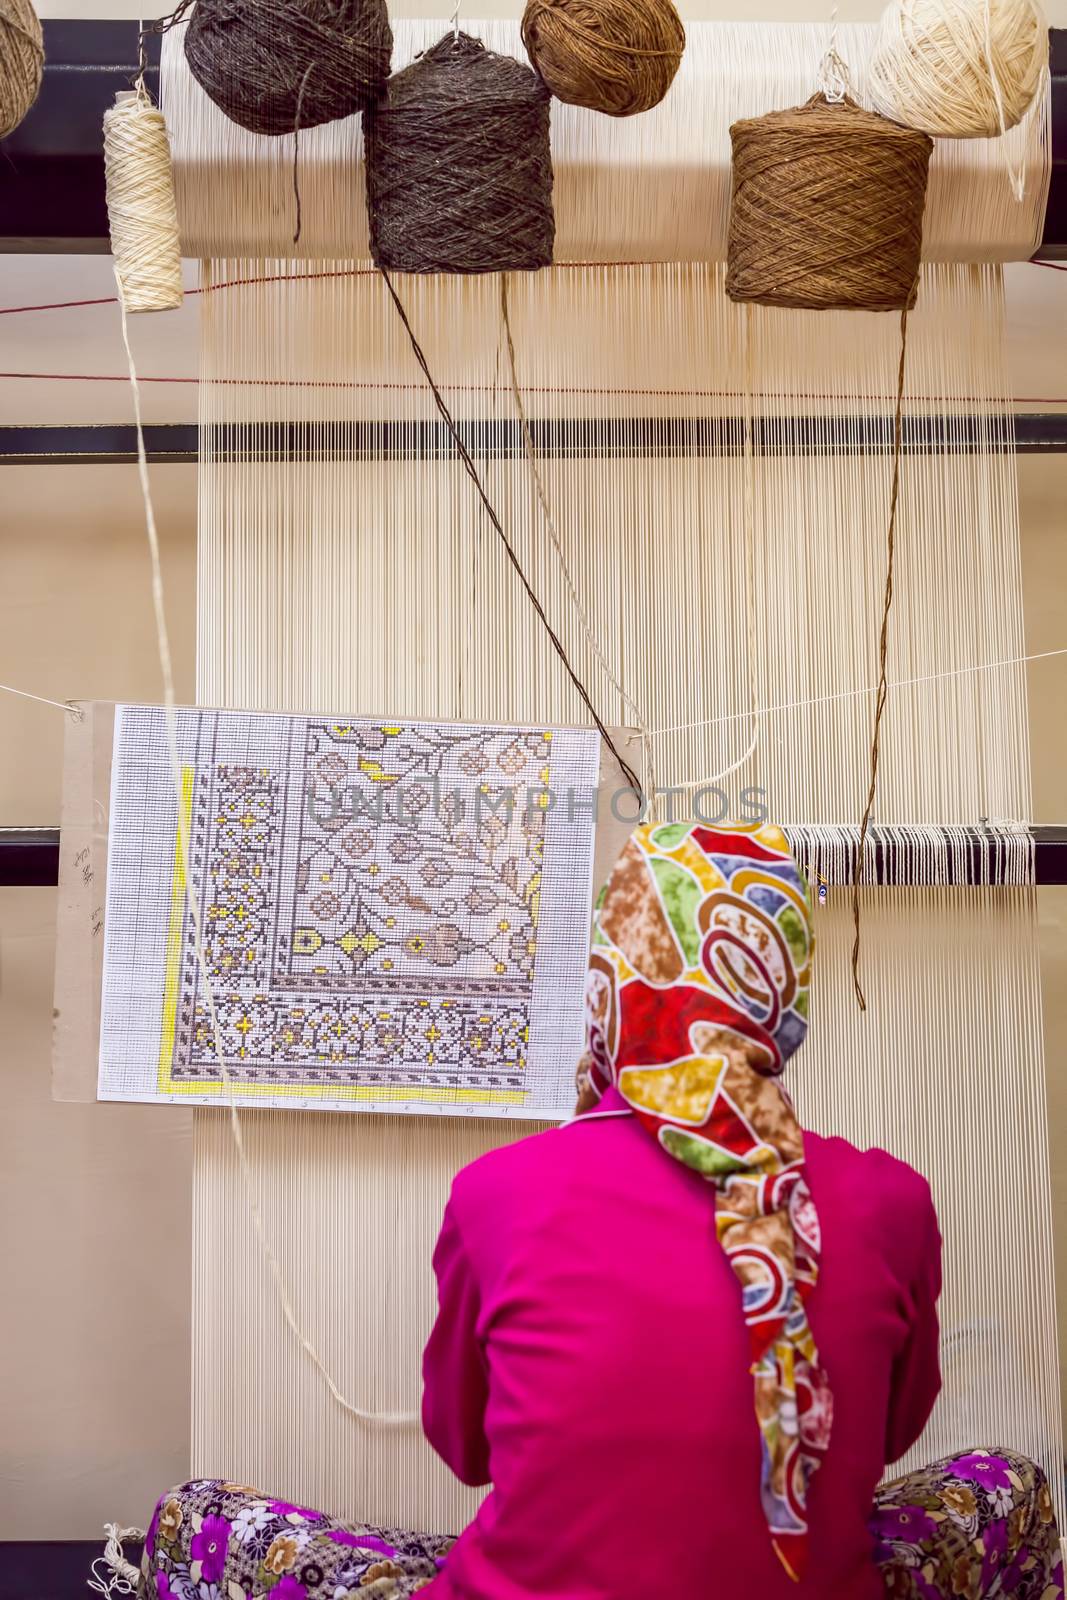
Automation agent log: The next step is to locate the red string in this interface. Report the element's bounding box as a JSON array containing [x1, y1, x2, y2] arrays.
[[1, 257, 1060, 320], [0, 260, 1061, 398], [0, 259, 668, 319], [1, 370, 1064, 403]]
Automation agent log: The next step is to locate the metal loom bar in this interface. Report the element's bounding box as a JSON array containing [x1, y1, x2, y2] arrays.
[[0, 21, 1062, 253], [1, 415, 1065, 464], [3, 827, 1066, 888]]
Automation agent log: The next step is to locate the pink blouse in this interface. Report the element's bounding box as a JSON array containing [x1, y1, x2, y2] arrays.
[[421, 1087, 942, 1599]]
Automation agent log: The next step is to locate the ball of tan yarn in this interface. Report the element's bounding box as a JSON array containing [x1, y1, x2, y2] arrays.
[[0, 0, 43, 139], [868, 0, 1047, 139], [521, 0, 684, 117]]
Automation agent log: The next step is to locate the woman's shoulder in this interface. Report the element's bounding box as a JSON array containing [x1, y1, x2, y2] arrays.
[[451, 1120, 585, 1204], [805, 1131, 938, 1224]]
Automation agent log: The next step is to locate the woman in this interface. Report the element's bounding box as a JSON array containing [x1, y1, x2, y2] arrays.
[[140, 822, 1061, 1600]]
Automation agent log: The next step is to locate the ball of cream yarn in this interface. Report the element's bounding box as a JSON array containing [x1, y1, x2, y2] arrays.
[[868, 0, 1047, 138], [0, 0, 43, 139]]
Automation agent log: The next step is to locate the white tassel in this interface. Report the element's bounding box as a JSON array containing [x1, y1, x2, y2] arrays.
[[88, 1523, 146, 1599]]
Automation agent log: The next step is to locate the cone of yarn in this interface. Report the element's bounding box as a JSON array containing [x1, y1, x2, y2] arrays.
[[520, 0, 684, 117], [726, 95, 933, 312], [0, 0, 43, 139], [868, 0, 1047, 139], [104, 90, 184, 313], [183, 0, 392, 137], [364, 33, 555, 275]]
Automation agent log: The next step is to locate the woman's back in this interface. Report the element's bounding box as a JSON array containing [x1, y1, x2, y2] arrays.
[[423, 1093, 942, 1600]]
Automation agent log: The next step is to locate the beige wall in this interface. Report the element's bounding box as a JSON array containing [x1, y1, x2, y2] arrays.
[[0, 469, 197, 1538]]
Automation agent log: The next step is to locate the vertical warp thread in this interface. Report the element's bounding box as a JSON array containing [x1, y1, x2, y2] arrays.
[[851, 307, 910, 1009], [499, 272, 656, 796], [380, 268, 644, 800]]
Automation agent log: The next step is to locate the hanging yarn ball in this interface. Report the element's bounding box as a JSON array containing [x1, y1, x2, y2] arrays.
[[520, 0, 684, 117], [183, 0, 392, 137], [868, 0, 1047, 139], [364, 33, 554, 275], [726, 96, 933, 312], [0, 0, 43, 139], [104, 90, 184, 313]]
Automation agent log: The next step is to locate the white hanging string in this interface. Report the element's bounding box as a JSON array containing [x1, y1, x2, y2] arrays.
[[649, 645, 1067, 737], [983, 0, 1027, 198], [4, 651, 1064, 744], [87, 1524, 145, 1599], [0, 681, 83, 717], [115, 287, 417, 1428], [819, 0, 851, 102]]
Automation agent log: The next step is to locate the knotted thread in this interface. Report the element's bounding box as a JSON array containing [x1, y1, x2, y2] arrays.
[[520, 0, 684, 117], [183, 0, 392, 136], [365, 32, 554, 275], [0, 0, 43, 138], [726, 95, 933, 312], [868, 0, 1047, 140]]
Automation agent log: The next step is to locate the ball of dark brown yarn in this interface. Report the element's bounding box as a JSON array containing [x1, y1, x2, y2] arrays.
[[184, 0, 392, 137], [726, 95, 933, 313], [365, 33, 554, 275], [521, 0, 683, 117]]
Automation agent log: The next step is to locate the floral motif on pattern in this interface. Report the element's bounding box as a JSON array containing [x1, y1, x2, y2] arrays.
[[139, 1456, 1063, 1600], [141, 1480, 451, 1600], [171, 717, 568, 1094], [870, 1449, 1063, 1600]]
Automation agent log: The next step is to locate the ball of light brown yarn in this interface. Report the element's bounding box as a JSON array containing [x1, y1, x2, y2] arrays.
[[0, 0, 43, 139], [521, 0, 684, 117], [727, 95, 933, 312]]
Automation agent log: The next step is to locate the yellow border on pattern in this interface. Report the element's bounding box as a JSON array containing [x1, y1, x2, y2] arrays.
[[156, 766, 528, 1106], [157, 764, 195, 1094]]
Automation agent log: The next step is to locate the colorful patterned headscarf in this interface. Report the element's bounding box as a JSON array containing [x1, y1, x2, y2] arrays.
[[582, 819, 832, 1581]]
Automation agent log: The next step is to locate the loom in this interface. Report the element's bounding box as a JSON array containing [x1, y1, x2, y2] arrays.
[[3, 6, 1065, 1551]]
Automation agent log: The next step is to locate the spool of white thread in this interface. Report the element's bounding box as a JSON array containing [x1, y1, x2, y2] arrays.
[[103, 88, 184, 313], [867, 0, 1047, 140]]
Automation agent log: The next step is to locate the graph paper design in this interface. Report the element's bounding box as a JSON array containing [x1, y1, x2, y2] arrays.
[[98, 706, 601, 1117]]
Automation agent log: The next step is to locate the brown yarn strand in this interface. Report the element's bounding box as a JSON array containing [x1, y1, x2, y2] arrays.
[[183, 0, 392, 137], [365, 33, 554, 276], [851, 307, 910, 1010], [379, 269, 644, 803], [0, 0, 43, 139], [521, 0, 684, 117], [727, 96, 933, 313]]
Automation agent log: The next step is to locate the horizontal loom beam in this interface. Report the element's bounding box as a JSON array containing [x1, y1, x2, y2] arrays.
[[3, 827, 1066, 888], [1, 415, 1066, 463], [0, 21, 1063, 256]]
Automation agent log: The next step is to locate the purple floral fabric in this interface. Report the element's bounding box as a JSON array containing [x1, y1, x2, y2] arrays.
[[140, 1480, 452, 1600], [871, 1449, 1063, 1599], [141, 1451, 1063, 1600]]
